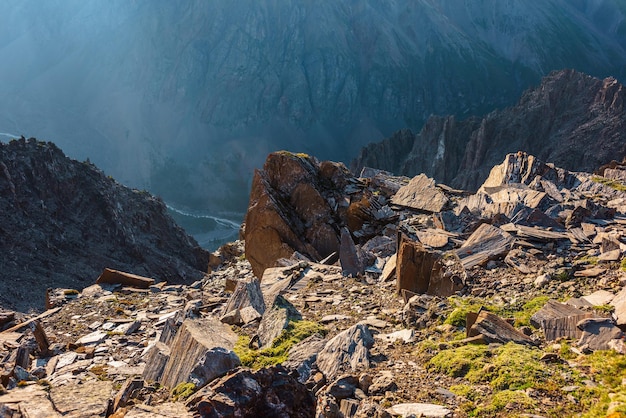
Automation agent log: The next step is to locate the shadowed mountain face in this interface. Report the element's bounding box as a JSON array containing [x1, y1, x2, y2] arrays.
[[0, 138, 209, 312], [352, 69, 626, 191], [0, 0, 624, 214]]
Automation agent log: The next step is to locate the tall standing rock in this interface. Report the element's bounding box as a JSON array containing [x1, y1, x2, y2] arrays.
[[244, 152, 360, 278]]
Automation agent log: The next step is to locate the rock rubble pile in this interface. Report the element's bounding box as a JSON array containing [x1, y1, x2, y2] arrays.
[[1, 150, 626, 417]]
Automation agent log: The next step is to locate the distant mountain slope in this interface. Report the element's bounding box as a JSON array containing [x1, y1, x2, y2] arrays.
[[352, 69, 626, 190], [0, 138, 209, 311], [0, 0, 624, 212]]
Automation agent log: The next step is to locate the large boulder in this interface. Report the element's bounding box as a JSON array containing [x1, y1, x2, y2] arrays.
[[244, 152, 362, 278]]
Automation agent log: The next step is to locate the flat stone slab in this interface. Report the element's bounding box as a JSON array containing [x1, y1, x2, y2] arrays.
[[375, 329, 415, 344], [391, 174, 448, 212], [388, 402, 452, 417], [50, 380, 113, 417]]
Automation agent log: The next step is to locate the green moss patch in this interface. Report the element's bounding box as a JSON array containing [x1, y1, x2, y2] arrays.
[[234, 320, 326, 369], [172, 382, 196, 401], [591, 176, 626, 192], [429, 343, 559, 391]]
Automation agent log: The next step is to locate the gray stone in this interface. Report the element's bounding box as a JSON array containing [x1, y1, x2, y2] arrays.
[[222, 277, 265, 319], [189, 347, 241, 388], [355, 401, 393, 418], [256, 295, 302, 349], [577, 318, 624, 351], [124, 403, 193, 417], [611, 286, 626, 327], [158, 318, 239, 389], [317, 324, 374, 381], [326, 374, 359, 400], [534, 273, 552, 288], [391, 174, 448, 212], [375, 329, 415, 344], [49, 380, 113, 417], [75, 330, 108, 346], [368, 371, 397, 395], [219, 309, 242, 325], [284, 334, 327, 383], [340, 227, 364, 277]]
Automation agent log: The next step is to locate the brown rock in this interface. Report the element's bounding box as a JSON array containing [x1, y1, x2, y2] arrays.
[[96, 268, 155, 289], [577, 318, 624, 351], [396, 239, 439, 295], [530, 300, 594, 341], [468, 310, 535, 346], [244, 152, 344, 278], [455, 223, 514, 269], [317, 324, 374, 381]]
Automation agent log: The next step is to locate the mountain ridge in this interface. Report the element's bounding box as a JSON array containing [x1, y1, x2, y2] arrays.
[[0, 1, 625, 212], [352, 69, 626, 191]]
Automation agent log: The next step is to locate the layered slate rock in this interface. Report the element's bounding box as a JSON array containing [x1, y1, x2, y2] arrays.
[[244, 152, 366, 278], [317, 324, 374, 381], [157, 318, 240, 389], [531, 300, 594, 341]]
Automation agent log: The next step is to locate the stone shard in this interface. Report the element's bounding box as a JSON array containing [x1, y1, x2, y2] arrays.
[[142, 342, 171, 383], [381, 253, 397, 282], [113, 376, 144, 412], [0, 385, 61, 417], [455, 223, 514, 269], [189, 347, 242, 388], [191, 365, 315, 418], [124, 403, 193, 418], [222, 277, 265, 322], [391, 174, 448, 212], [96, 268, 156, 288], [283, 334, 327, 383], [317, 324, 374, 381], [340, 227, 364, 277], [468, 310, 535, 346], [256, 295, 302, 349], [530, 300, 594, 341], [158, 318, 239, 389], [355, 401, 393, 418]]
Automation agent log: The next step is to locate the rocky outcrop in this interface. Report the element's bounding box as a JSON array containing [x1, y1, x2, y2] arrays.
[[0, 138, 209, 311], [353, 70, 626, 192], [244, 151, 383, 278]]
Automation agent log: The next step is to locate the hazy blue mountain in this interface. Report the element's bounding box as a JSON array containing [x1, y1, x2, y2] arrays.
[[0, 0, 624, 224]]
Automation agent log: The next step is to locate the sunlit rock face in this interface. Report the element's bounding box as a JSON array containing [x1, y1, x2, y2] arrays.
[[0, 0, 624, 212]]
